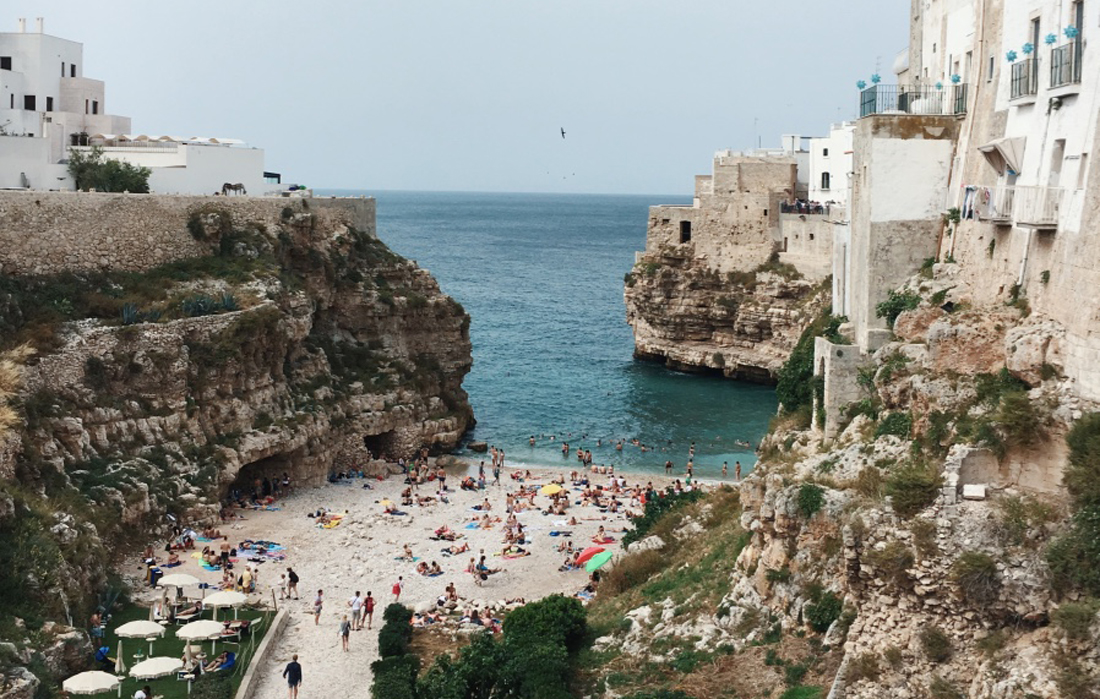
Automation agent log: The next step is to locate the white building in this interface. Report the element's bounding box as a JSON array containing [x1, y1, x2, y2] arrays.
[[0, 18, 276, 194], [808, 122, 855, 209]]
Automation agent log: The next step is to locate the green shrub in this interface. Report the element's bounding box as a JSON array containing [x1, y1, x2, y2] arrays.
[[875, 290, 921, 327], [784, 662, 809, 686], [190, 672, 233, 699], [853, 467, 885, 500], [797, 483, 826, 518], [928, 676, 963, 699], [885, 463, 943, 518], [910, 518, 939, 558], [622, 487, 705, 546], [1051, 599, 1100, 640], [951, 551, 1000, 606], [976, 629, 1008, 656], [864, 539, 914, 589], [995, 495, 1057, 546], [779, 688, 823, 699], [883, 645, 904, 668], [378, 603, 413, 657], [503, 593, 587, 654], [776, 312, 841, 414], [600, 549, 667, 595], [1065, 412, 1100, 508], [919, 627, 953, 663], [805, 591, 842, 633], [846, 652, 881, 682], [371, 654, 419, 699], [874, 411, 912, 439], [767, 567, 793, 584], [1047, 505, 1100, 595]]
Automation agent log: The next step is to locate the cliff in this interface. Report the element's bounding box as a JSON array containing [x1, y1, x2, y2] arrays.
[[0, 194, 472, 695], [624, 249, 830, 382]]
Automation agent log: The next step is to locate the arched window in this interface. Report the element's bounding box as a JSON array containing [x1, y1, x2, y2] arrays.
[[821, 172, 831, 190]]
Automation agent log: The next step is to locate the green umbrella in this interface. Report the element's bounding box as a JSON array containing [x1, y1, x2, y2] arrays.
[[585, 550, 614, 573]]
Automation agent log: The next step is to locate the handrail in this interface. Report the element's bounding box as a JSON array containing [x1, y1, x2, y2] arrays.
[[859, 83, 968, 117]]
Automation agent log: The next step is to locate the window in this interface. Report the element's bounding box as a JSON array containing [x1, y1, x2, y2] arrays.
[[988, 55, 994, 82], [70, 64, 76, 77], [85, 99, 89, 114], [46, 96, 53, 111], [823, 148, 829, 157], [23, 95, 35, 111], [92, 100, 98, 115], [0, 56, 10, 70], [61, 61, 65, 76], [932, 43, 936, 54], [821, 172, 831, 190], [679, 220, 692, 244]]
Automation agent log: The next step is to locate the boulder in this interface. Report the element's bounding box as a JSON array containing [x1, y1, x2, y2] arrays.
[[468, 442, 488, 453]]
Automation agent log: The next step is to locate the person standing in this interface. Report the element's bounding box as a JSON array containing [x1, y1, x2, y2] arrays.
[[363, 591, 375, 630], [735, 461, 742, 482], [722, 461, 728, 477], [313, 589, 323, 625], [392, 576, 403, 602], [286, 567, 299, 599], [283, 654, 302, 699], [339, 614, 351, 652], [348, 591, 362, 630], [492, 462, 501, 486]]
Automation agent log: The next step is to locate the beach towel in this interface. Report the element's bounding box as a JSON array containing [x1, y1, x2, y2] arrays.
[[163, 561, 182, 568], [386, 511, 409, 516], [464, 523, 479, 529], [502, 552, 530, 559], [427, 572, 444, 577], [395, 556, 421, 562]]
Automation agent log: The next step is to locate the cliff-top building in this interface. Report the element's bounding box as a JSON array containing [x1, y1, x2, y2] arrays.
[[0, 18, 276, 194]]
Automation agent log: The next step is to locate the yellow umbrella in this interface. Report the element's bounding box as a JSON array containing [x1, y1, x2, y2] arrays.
[[539, 483, 563, 496]]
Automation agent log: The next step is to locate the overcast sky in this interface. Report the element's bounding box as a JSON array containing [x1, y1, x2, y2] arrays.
[[10, 1, 908, 194]]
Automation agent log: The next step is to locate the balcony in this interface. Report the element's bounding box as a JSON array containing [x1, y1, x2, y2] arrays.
[[859, 83, 968, 118], [964, 184, 1064, 229], [1010, 59, 1038, 100], [1050, 43, 1082, 88]]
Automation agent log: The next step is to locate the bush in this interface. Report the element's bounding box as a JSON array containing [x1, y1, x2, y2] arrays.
[[68, 146, 151, 192], [885, 463, 942, 518], [797, 483, 825, 518], [805, 591, 842, 633], [767, 567, 793, 584], [846, 652, 880, 682], [864, 539, 914, 589], [371, 654, 419, 699], [976, 629, 1007, 656], [951, 551, 1000, 606], [1065, 412, 1100, 508], [928, 676, 964, 699], [875, 290, 921, 327], [874, 411, 912, 439], [622, 487, 704, 546], [600, 549, 667, 595], [378, 603, 413, 657], [910, 518, 939, 558], [1051, 599, 1100, 640], [1047, 505, 1100, 595], [776, 312, 841, 414], [502, 593, 587, 654], [779, 688, 823, 699], [919, 627, 953, 663]]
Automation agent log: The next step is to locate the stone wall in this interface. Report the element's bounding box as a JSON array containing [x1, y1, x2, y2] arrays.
[[0, 191, 376, 276], [813, 337, 867, 439], [779, 213, 838, 281]]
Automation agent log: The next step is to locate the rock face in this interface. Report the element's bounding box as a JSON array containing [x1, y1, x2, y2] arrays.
[[624, 251, 829, 381], [0, 197, 473, 685]]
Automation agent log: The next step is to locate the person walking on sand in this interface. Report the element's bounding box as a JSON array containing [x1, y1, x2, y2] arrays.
[[283, 654, 302, 699], [363, 591, 375, 630], [339, 614, 351, 651], [493, 462, 501, 486], [392, 576, 404, 602], [286, 567, 299, 599], [313, 589, 323, 625], [348, 591, 362, 630]]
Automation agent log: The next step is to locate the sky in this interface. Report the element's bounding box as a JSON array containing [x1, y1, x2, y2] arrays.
[[9, 1, 909, 195]]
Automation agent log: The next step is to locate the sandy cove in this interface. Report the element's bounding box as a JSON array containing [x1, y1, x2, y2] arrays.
[[130, 463, 705, 698]]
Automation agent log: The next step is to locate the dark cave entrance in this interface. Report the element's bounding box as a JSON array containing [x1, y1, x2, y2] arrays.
[[363, 430, 399, 461], [226, 453, 295, 501]]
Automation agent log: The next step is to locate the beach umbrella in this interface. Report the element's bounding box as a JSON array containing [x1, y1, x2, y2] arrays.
[[203, 590, 247, 619], [539, 483, 563, 496], [159, 573, 200, 588], [585, 550, 614, 573], [115, 620, 164, 655], [178, 619, 225, 654], [62, 671, 120, 696], [113, 641, 126, 675], [575, 547, 606, 565], [130, 656, 183, 680]]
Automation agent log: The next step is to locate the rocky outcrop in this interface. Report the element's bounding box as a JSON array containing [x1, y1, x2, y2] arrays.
[[624, 250, 830, 381]]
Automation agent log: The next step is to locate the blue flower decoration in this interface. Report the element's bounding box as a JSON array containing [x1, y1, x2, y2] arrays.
[[871, 73, 882, 84], [1045, 33, 1058, 45], [1022, 42, 1035, 54], [1006, 50, 1018, 62], [950, 74, 962, 84], [935, 81, 943, 90], [1065, 25, 1080, 38], [856, 80, 867, 90]]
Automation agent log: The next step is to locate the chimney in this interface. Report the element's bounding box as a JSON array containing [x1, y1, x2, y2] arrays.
[[35, 17, 44, 33], [17, 18, 26, 33]]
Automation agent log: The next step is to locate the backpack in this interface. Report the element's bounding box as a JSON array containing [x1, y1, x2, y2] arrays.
[[365, 597, 375, 612]]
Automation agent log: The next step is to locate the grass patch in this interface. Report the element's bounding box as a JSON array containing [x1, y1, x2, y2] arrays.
[[885, 463, 943, 518], [950, 551, 1000, 606], [919, 627, 953, 663]]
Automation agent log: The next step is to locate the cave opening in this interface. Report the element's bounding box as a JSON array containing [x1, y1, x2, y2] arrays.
[[363, 430, 399, 461], [226, 453, 294, 502]]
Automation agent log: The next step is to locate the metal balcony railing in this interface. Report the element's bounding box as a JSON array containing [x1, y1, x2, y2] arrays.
[[859, 84, 968, 118], [1014, 185, 1064, 228], [1051, 43, 1082, 88], [1010, 59, 1039, 99]]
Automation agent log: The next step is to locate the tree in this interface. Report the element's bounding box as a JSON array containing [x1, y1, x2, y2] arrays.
[[67, 146, 151, 193]]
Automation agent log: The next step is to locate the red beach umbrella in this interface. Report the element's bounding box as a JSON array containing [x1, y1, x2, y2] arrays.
[[576, 547, 606, 565]]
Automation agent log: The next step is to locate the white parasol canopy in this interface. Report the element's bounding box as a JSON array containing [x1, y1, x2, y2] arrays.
[[130, 656, 184, 679], [159, 573, 201, 588], [62, 670, 120, 695], [203, 590, 247, 619], [115, 620, 165, 655], [176, 619, 224, 641]]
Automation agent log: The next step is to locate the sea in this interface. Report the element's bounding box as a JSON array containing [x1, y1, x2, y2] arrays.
[[318, 190, 778, 479]]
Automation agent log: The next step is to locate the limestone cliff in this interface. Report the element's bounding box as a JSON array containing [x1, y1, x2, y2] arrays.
[[624, 249, 830, 381], [0, 195, 472, 696]]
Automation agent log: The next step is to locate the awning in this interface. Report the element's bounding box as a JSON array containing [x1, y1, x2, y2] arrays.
[[978, 137, 1026, 176]]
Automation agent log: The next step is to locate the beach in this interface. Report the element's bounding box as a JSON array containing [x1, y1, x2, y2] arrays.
[[132, 461, 712, 697]]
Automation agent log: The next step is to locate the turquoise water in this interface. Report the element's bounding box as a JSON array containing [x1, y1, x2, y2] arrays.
[[320, 190, 777, 478]]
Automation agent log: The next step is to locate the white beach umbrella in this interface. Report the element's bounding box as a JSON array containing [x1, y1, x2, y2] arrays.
[[159, 573, 200, 588], [177, 619, 225, 654], [62, 670, 120, 696], [115, 620, 165, 655], [203, 590, 247, 619], [113, 640, 126, 676], [130, 656, 183, 680]]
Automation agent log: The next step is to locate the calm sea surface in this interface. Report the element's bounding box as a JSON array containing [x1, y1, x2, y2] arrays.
[[319, 190, 777, 478]]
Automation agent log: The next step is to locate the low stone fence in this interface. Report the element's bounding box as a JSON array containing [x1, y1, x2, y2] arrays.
[[234, 608, 289, 699]]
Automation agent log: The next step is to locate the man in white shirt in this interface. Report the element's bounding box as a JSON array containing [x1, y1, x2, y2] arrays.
[[348, 591, 363, 630]]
